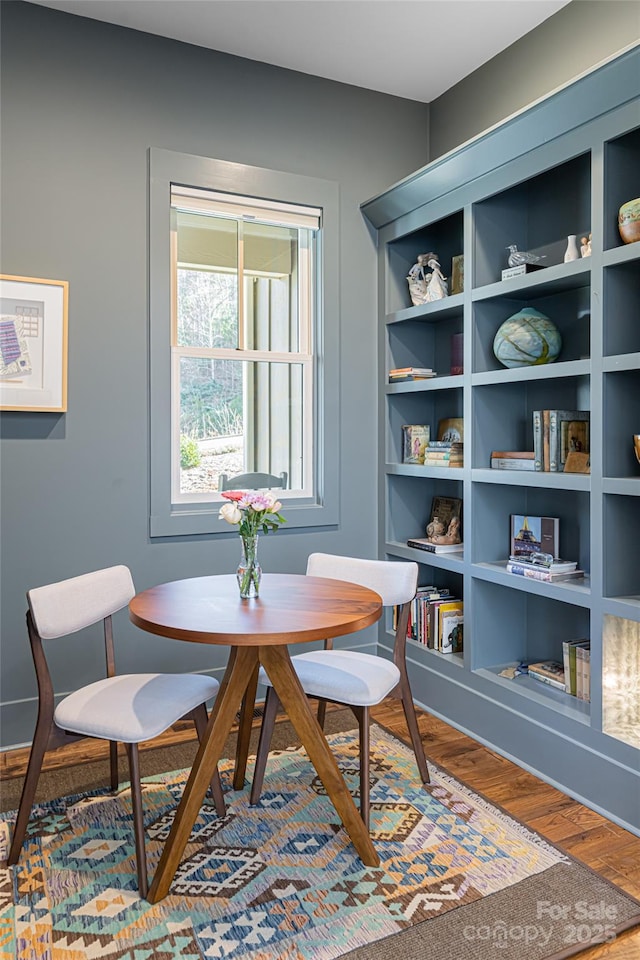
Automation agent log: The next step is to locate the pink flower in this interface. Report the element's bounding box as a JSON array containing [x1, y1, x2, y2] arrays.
[[222, 490, 244, 501]]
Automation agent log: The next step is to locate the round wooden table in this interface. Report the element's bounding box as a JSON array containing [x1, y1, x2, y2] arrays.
[[129, 573, 383, 902]]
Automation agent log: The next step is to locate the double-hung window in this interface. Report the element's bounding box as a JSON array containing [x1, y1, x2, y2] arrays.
[[171, 188, 318, 503], [149, 149, 339, 537]]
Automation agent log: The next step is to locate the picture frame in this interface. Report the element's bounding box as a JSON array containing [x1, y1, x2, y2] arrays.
[[0, 275, 68, 412], [450, 254, 464, 295]]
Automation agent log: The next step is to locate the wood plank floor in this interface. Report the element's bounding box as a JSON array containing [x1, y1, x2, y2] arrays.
[[2, 701, 639, 959]]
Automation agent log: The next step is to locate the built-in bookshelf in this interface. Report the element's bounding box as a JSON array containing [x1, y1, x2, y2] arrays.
[[363, 46, 640, 834]]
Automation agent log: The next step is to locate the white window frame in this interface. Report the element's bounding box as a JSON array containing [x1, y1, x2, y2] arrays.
[[170, 187, 318, 504], [149, 148, 339, 538]]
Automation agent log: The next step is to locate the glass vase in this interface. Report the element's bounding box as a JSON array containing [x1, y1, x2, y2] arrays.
[[237, 533, 262, 599]]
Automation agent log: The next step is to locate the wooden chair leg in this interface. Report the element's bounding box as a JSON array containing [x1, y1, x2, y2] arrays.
[[192, 705, 226, 818], [356, 706, 371, 830], [399, 681, 430, 784], [7, 721, 51, 865], [125, 743, 148, 899], [249, 686, 280, 805], [109, 741, 119, 792], [316, 698, 327, 729]]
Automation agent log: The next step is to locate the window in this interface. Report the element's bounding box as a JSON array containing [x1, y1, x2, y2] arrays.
[[149, 149, 339, 537], [171, 188, 319, 502]]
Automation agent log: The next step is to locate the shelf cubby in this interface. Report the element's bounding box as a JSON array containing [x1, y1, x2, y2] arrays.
[[471, 481, 589, 570], [471, 577, 590, 669], [603, 493, 640, 601], [602, 615, 640, 749], [387, 312, 463, 380], [386, 474, 463, 547], [472, 376, 590, 469], [603, 257, 640, 357], [386, 388, 463, 464], [603, 124, 640, 251], [386, 211, 464, 315], [603, 369, 640, 478], [473, 153, 591, 289], [472, 284, 591, 374]]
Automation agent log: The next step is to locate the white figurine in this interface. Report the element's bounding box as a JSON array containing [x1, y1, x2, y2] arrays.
[[407, 253, 432, 306], [580, 233, 592, 257], [424, 256, 448, 301]]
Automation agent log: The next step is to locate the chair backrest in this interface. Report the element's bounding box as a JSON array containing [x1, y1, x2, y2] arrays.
[[27, 565, 135, 640], [306, 553, 418, 607], [219, 471, 288, 491]]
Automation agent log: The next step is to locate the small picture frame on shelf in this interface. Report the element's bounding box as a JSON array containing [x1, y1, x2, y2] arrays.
[[450, 254, 464, 294]]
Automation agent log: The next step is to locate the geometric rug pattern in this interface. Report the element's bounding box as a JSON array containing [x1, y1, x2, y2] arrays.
[[1, 725, 639, 960]]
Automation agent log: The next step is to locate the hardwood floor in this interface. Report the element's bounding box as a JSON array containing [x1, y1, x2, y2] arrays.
[[2, 701, 639, 959]]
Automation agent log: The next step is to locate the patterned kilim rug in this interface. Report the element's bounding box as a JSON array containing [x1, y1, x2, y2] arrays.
[[2, 724, 639, 960]]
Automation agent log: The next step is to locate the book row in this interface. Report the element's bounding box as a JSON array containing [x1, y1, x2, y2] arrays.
[[533, 409, 590, 473], [395, 585, 463, 655]]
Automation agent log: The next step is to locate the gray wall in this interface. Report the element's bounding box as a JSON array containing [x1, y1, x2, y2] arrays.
[[430, 0, 640, 158], [0, 0, 430, 748]]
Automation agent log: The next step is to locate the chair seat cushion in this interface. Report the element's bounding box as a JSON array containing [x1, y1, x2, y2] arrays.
[[259, 651, 400, 707], [54, 673, 219, 744]]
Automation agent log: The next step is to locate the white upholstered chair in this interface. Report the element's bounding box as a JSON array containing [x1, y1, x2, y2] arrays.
[[250, 553, 430, 828], [7, 565, 225, 897]]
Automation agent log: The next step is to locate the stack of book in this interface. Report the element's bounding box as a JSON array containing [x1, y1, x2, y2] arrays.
[[533, 409, 590, 472], [527, 660, 565, 691], [562, 639, 591, 700], [423, 440, 463, 467], [490, 450, 535, 471], [388, 366, 436, 383], [507, 554, 585, 582], [398, 585, 463, 653]]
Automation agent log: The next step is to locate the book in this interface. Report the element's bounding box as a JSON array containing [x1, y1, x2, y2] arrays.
[[424, 450, 462, 460], [423, 459, 463, 468], [510, 515, 559, 559], [506, 563, 585, 582], [436, 417, 464, 442], [576, 643, 591, 701], [549, 410, 590, 472], [533, 410, 543, 471], [438, 601, 463, 653], [424, 496, 462, 546], [389, 373, 436, 382], [508, 554, 577, 571], [491, 457, 536, 471], [425, 440, 463, 449], [389, 367, 433, 376], [543, 409, 551, 471], [402, 424, 430, 464], [562, 639, 590, 696], [490, 451, 535, 459], [407, 538, 464, 554], [528, 660, 566, 691]]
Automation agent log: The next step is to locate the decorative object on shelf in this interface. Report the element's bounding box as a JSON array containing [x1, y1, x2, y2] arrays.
[[618, 197, 640, 244], [564, 235, 580, 261], [424, 495, 462, 546], [450, 332, 463, 375], [493, 307, 561, 368], [423, 255, 448, 301], [218, 490, 286, 598], [564, 451, 590, 474], [580, 233, 592, 257], [506, 244, 546, 268], [510, 514, 559, 559], [406, 252, 433, 306], [437, 416, 463, 442], [450, 254, 464, 294], [634, 434, 640, 466], [0, 274, 69, 412]]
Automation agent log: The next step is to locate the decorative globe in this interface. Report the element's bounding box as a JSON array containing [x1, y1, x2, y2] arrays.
[[493, 308, 561, 368]]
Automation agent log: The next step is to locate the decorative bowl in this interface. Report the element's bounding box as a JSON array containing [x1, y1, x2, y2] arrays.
[[618, 198, 640, 244], [493, 308, 561, 368]]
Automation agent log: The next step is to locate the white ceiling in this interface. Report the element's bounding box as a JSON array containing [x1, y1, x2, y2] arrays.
[[27, 0, 571, 102]]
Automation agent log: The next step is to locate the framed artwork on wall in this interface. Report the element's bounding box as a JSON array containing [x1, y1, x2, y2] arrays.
[[0, 275, 68, 412]]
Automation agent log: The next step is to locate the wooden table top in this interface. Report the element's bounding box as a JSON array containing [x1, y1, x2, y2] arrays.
[[129, 573, 382, 646]]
